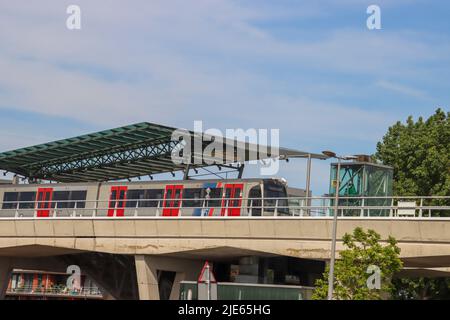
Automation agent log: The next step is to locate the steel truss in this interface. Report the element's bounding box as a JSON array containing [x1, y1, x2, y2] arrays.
[[28, 140, 180, 181]]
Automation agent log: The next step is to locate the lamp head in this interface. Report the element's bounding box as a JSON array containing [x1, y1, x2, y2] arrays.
[[322, 150, 336, 158]]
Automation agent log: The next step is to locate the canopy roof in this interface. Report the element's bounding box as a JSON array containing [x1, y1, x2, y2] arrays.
[[0, 122, 326, 182]]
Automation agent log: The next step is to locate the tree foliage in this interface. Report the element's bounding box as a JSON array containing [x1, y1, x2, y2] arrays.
[[312, 227, 402, 300], [392, 277, 450, 300], [375, 109, 450, 299], [374, 108, 449, 197]]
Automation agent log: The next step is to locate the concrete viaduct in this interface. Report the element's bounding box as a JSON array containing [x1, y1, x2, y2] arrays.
[[1, 217, 450, 299]]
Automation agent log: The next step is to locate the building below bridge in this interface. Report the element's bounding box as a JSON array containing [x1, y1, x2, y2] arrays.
[[5, 269, 102, 300]]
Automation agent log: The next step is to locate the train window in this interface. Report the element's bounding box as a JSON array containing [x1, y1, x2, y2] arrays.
[[2, 192, 18, 209], [183, 188, 203, 208], [143, 189, 163, 207], [70, 191, 87, 208], [204, 188, 223, 207], [126, 190, 144, 208], [109, 189, 117, 209], [173, 188, 182, 208], [18, 192, 36, 209], [126, 189, 163, 208], [231, 187, 242, 207], [264, 181, 288, 214], [247, 186, 262, 216], [52, 191, 69, 208], [53, 191, 87, 209], [118, 189, 126, 208], [165, 188, 173, 200]]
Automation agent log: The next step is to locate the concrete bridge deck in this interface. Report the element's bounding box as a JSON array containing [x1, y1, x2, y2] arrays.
[[1, 216, 450, 299], [0, 217, 449, 267]]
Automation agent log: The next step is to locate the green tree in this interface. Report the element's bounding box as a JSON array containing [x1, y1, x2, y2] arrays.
[[312, 227, 402, 300], [374, 108, 449, 198], [392, 277, 450, 300], [375, 109, 450, 299]]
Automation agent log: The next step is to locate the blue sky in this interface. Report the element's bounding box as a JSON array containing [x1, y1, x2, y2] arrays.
[[0, 1, 448, 194]]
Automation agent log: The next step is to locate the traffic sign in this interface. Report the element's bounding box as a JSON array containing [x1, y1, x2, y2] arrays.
[[198, 261, 216, 283]]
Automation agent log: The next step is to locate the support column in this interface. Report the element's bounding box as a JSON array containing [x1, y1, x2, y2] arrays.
[[0, 258, 12, 300], [134, 255, 159, 300], [134, 256, 204, 300], [169, 272, 186, 300]]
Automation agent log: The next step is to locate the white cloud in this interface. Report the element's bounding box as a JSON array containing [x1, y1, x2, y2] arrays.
[[375, 80, 429, 99]]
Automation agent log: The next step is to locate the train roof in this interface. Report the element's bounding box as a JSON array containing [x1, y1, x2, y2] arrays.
[[0, 122, 326, 183], [0, 177, 288, 189]]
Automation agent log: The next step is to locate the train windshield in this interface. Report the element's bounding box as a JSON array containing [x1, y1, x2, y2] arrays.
[[264, 180, 288, 215]]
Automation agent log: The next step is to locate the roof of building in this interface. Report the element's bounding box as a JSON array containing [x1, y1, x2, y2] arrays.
[[0, 122, 327, 182], [330, 161, 393, 170]]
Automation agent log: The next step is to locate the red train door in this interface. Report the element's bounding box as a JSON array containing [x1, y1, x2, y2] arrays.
[[221, 184, 243, 216], [162, 185, 183, 216], [108, 186, 128, 217], [36, 188, 53, 217]]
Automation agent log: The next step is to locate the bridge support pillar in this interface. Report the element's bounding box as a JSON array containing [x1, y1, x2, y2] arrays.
[[0, 258, 12, 300], [135, 255, 160, 300], [169, 272, 186, 300], [134, 255, 204, 300]]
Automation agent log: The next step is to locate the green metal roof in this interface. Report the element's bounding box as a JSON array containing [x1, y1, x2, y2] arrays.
[[0, 122, 326, 182]]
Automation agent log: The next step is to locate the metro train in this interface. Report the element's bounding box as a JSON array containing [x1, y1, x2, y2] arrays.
[[0, 178, 289, 218]]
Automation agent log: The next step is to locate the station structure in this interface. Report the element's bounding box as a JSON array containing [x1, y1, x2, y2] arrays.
[[0, 122, 449, 300]]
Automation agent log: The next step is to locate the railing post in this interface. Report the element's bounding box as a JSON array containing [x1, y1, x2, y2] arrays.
[[419, 198, 423, 218], [92, 200, 96, 217], [134, 200, 139, 217], [389, 198, 394, 217], [274, 199, 279, 216], [202, 199, 206, 217], [73, 201, 77, 217], [156, 200, 160, 217], [261, 195, 265, 216], [360, 197, 365, 217], [15, 201, 19, 218], [53, 202, 58, 218]]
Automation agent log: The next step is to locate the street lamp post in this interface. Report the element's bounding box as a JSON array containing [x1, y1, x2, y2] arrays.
[[305, 153, 312, 216], [322, 151, 357, 300], [206, 263, 211, 300]]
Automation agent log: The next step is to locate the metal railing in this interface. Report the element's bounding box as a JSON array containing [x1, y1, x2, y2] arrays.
[[6, 285, 102, 297], [179, 281, 315, 300], [0, 196, 449, 219]]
